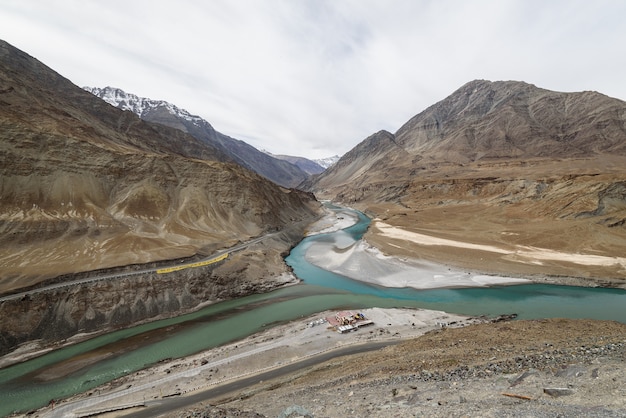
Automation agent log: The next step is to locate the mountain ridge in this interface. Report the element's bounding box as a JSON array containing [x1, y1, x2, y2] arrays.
[[394, 79, 626, 161], [85, 86, 310, 188], [269, 153, 325, 175]]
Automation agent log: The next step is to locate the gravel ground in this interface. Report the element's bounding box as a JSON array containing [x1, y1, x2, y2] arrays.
[[179, 318, 626, 418]]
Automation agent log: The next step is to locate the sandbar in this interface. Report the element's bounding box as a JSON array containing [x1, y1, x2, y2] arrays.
[[303, 212, 530, 289]]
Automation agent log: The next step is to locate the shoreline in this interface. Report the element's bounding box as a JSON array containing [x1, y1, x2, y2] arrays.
[[367, 219, 626, 290], [33, 307, 483, 418], [307, 206, 626, 290], [304, 207, 531, 290], [304, 204, 361, 235]]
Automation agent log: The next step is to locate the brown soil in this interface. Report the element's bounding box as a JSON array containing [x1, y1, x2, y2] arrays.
[[358, 160, 626, 287]]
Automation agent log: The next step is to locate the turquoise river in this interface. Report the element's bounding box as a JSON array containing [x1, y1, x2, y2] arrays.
[[0, 207, 624, 416]]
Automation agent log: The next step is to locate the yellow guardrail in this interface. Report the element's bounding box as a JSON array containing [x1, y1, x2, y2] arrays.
[[156, 253, 229, 274]]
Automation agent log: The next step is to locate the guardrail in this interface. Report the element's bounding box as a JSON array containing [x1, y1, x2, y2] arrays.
[[156, 253, 229, 274]]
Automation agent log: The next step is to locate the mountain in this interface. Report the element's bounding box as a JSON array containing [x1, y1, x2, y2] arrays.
[[265, 152, 325, 175], [84, 86, 309, 188], [394, 79, 626, 161], [314, 155, 340, 169], [264, 153, 342, 175], [305, 80, 626, 281], [0, 40, 321, 294]]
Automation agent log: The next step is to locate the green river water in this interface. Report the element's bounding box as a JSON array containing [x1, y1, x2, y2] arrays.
[[0, 207, 624, 416]]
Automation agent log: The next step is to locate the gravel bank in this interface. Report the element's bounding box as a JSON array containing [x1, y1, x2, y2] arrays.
[[204, 318, 626, 418]]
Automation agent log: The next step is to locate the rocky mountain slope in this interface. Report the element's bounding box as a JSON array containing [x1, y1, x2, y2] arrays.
[[0, 40, 321, 294], [85, 86, 310, 188], [304, 80, 626, 280]]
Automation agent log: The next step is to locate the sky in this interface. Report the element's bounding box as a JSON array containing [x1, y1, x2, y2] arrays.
[[1, 0, 625, 159]]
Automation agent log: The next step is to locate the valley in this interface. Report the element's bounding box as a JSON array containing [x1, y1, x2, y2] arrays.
[[4, 206, 623, 417], [1, 38, 626, 418]]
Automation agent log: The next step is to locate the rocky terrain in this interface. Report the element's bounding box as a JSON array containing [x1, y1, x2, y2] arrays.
[[304, 80, 626, 282], [0, 40, 321, 355], [186, 318, 626, 418], [0, 224, 308, 358], [85, 86, 310, 188]]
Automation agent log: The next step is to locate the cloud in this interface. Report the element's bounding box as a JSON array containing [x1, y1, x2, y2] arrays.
[[1, 0, 625, 159]]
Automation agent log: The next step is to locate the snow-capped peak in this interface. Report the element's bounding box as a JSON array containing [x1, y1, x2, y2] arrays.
[[83, 86, 204, 124], [313, 155, 340, 169]]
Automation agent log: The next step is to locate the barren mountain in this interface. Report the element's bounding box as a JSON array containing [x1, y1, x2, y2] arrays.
[[84, 86, 310, 188], [0, 40, 321, 294], [305, 80, 626, 281], [267, 153, 326, 175]]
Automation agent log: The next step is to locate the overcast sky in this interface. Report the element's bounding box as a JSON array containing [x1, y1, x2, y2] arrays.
[[1, 0, 625, 159]]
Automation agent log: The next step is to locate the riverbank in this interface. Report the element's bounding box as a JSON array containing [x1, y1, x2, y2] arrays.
[[305, 205, 626, 289], [303, 206, 531, 290], [304, 204, 361, 235], [366, 219, 626, 289], [28, 307, 479, 418], [215, 317, 626, 418]]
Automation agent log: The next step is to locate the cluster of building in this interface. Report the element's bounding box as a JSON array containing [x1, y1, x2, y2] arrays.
[[326, 311, 374, 334]]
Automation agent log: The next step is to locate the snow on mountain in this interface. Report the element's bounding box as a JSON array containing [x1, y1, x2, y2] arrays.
[[84, 86, 310, 187], [261, 150, 340, 175], [86, 86, 342, 173], [313, 155, 340, 169], [84, 86, 205, 125]]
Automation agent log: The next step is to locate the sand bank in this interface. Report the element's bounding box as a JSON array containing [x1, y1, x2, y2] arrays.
[[375, 221, 626, 271], [305, 205, 360, 235], [303, 214, 530, 289]]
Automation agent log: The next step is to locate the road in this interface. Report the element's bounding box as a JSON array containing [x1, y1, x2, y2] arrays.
[[0, 233, 274, 303], [115, 341, 397, 418], [44, 323, 399, 418]]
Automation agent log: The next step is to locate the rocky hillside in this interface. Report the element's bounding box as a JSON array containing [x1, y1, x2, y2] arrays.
[[85, 86, 310, 188], [0, 40, 321, 294], [395, 80, 626, 160], [305, 80, 626, 280]]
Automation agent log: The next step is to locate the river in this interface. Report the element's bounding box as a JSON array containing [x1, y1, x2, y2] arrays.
[[0, 206, 624, 416]]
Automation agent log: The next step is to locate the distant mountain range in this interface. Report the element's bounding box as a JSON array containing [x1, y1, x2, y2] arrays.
[[263, 152, 339, 175], [313, 155, 340, 169], [84, 87, 336, 187], [266, 153, 325, 175]]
